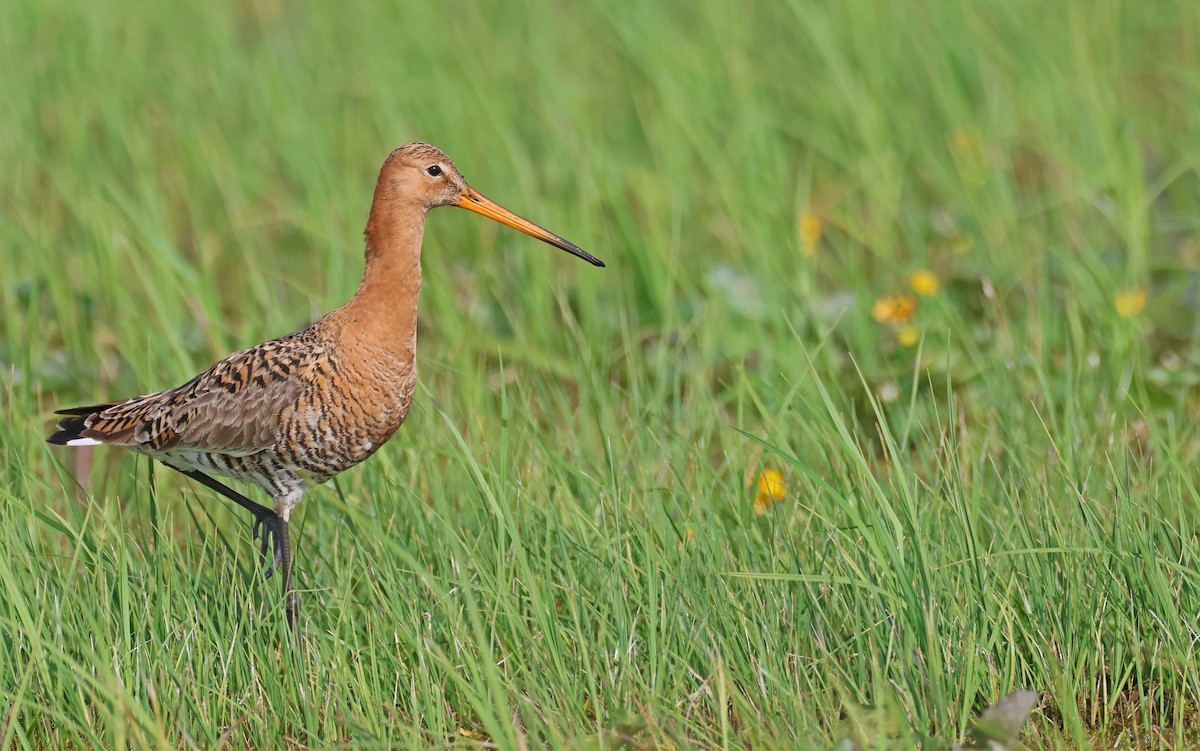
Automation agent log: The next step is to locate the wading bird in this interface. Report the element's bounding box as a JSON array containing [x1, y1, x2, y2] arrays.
[[48, 143, 604, 626]]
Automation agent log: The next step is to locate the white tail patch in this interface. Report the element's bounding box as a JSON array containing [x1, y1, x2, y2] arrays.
[[66, 438, 103, 447]]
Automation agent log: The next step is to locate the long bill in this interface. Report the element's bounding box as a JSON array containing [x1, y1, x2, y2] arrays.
[[455, 187, 605, 267]]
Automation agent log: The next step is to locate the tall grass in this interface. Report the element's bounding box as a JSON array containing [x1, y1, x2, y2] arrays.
[[3, 0, 1200, 748]]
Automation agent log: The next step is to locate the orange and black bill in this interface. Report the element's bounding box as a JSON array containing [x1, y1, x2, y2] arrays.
[[455, 187, 604, 267]]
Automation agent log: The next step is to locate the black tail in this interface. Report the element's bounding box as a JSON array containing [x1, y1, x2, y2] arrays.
[[54, 403, 115, 416], [46, 404, 114, 445]]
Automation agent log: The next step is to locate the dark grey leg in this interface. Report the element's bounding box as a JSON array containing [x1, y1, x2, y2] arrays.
[[171, 466, 284, 576], [168, 465, 297, 626], [279, 519, 298, 628]]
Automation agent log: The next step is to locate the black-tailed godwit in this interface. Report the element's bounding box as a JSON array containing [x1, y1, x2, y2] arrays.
[[48, 143, 604, 625]]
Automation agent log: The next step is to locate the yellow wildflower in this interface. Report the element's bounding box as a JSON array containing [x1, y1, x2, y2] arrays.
[[799, 210, 822, 257], [897, 326, 920, 347], [871, 294, 917, 325], [1115, 288, 1146, 317], [754, 469, 786, 516], [949, 127, 980, 157], [908, 270, 940, 296]]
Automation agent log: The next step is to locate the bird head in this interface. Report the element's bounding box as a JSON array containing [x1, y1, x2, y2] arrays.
[[374, 142, 604, 267]]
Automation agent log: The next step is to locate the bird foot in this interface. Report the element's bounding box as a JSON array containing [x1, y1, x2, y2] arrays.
[[250, 510, 298, 627], [251, 512, 285, 579]]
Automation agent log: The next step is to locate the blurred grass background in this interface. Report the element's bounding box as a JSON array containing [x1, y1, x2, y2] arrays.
[[3, 0, 1200, 748]]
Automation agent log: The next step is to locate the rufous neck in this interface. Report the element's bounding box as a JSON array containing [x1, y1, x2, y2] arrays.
[[342, 205, 426, 352]]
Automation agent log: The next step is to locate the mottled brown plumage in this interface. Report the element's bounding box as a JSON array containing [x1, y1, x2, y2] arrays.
[[48, 142, 604, 626]]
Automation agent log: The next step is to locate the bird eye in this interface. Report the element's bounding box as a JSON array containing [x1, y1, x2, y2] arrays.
[[425, 165, 442, 177]]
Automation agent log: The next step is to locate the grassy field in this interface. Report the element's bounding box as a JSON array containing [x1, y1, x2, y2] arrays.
[[3, 0, 1200, 748]]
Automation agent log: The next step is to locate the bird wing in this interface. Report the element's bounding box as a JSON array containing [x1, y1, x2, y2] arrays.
[[54, 330, 324, 455]]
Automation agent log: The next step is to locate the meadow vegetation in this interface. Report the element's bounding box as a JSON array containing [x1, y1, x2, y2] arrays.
[[3, 1, 1200, 748]]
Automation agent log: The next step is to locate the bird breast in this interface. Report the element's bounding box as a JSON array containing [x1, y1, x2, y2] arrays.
[[277, 347, 417, 478]]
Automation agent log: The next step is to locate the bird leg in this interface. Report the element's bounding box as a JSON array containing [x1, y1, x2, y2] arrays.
[[172, 468, 283, 576], [250, 512, 286, 579], [173, 467, 298, 627], [278, 518, 298, 628], [250, 511, 297, 626]]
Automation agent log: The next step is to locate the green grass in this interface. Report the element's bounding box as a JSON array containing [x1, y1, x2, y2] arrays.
[[3, 0, 1200, 748]]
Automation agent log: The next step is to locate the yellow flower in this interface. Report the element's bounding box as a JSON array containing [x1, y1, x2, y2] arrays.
[[949, 127, 980, 157], [799, 210, 822, 257], [871, 294, 917, 325], [754, 469, 786, 516], [908, 270, 940, 296], [897, 326, 920, 347], [1115, 288, 1146, 317]]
